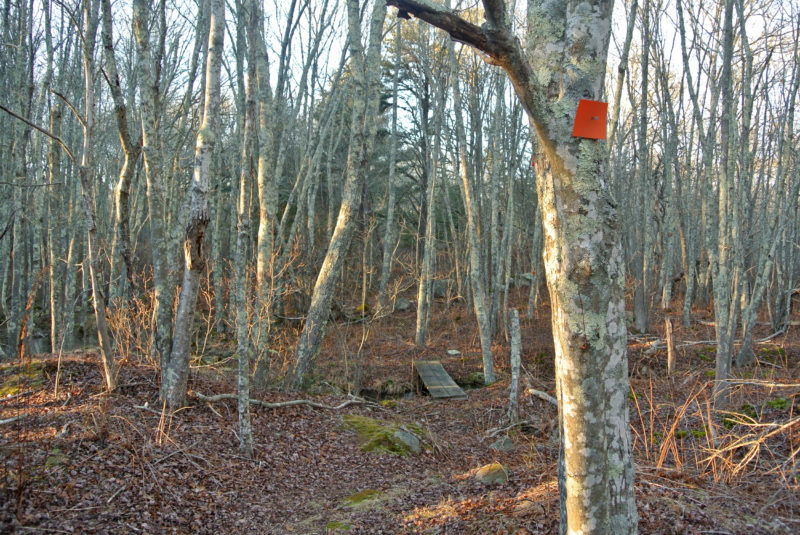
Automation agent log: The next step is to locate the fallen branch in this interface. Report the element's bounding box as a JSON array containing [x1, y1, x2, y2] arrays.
[[0, 415, 22, 425], [724, 379, 800, 389], [644, 330, 788, 354], [524, 388, 558, 406], [486, 419, 537, 439], [192, 391, 377, 410]]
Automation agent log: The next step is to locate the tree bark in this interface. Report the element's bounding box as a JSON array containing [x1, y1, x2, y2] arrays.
[[448, 32, 496, 385], [377, 20, 403, 313], [385, 1, 637, 532], [133, 0, 173, 387], [79, 0, 116, 391], [164, 0, 225, 408]]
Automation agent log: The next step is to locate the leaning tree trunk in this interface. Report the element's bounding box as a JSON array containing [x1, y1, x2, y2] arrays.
[[386, 1, 637, 533], [288, 0, 386, 389], [448, 34, 496, 385], [163, 0, 225, 408]]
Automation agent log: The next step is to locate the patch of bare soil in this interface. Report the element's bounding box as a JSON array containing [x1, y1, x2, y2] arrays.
[[1, 296, 799, 534]]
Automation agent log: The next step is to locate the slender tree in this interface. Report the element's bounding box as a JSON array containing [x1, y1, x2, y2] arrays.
[[288, 0, 386, 389], [164, 0, 225, 408]]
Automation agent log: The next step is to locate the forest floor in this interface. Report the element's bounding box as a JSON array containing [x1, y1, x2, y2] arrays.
[[1, 294, 799, 534]]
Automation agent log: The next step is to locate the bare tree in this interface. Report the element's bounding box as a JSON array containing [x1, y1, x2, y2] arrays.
[[386, 1, 637, 531], [164, 0, 225, 408], [288, 0, 386, 389]]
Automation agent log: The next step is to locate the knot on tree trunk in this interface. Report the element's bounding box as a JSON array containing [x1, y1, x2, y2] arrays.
[[184, 209, 210, 271]]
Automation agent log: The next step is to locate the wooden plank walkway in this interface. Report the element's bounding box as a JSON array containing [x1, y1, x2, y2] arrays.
[[412, 360, 467, 400]]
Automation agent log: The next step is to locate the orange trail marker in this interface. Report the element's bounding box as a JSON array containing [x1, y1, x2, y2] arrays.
[[572, 99, 608, 140]]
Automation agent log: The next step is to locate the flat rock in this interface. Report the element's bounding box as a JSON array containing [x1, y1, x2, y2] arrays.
[[392, 429, 420, 455], [490, 436, 514, 452], [474, 462, 508, 484], [446, 349, 461, 356], [393, 297, 412, 312]]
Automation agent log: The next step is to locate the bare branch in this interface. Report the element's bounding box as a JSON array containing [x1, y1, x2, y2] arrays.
[[50, 89, 87, 129], [386, 0, 492, 54], [193, 391, 379, 411], [384, 0, 557, 158], [0, 104, 76, 162]]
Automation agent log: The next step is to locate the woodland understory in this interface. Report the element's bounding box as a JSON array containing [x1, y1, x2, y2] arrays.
[[1, 290, 799, 534], [2, 0, 800, 532]]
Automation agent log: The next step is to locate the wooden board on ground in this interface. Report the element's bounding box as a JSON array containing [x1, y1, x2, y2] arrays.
[[412, 360, 467, 400]]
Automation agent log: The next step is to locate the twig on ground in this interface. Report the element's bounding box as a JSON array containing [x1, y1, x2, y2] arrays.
[[133, 404, 165, 416], [524, 387, 558, 406], [106, 484, 127, 504], [192, 391, 378, 410], [0, 390, 34, 402], [485, 419, 537, 438], [0, 415, 22, 425]]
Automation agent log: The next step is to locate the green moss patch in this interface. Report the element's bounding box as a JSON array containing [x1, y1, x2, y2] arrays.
[[45, 447, 67, 470], [1, 362, 45, 396], [343, 489, 384, 507], [766, 397, 789, 410], [326, 521, 352, 532], [341, 414, 424, 455]]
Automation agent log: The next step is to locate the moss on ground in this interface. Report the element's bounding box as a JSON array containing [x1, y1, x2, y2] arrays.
[[1, 362, 45, 396], [343, 489, 384, 507], [325, 521, 352, 532], [341, 414, 424, 455]]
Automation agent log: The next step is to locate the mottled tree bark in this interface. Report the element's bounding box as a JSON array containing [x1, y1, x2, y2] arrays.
[[231, 0, 258, 458], [507, 308, 521, 423], [133, 0, 173, 389], [385, 1, 637, 532], [163, 0, 225, 408], [101, 0, 140, 300]]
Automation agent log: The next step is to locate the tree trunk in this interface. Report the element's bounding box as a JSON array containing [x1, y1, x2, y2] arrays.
[[448, 30, 496, 386], [507, 308, 521, 423], [288, 0, 386, 389], [101, 0, 139, 300], [386, 1, 637, 532], [163, 0, 225, 408], [79, 0, 116, 391], [377, 20, 402, 313], [133, 0, 173, 386]]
